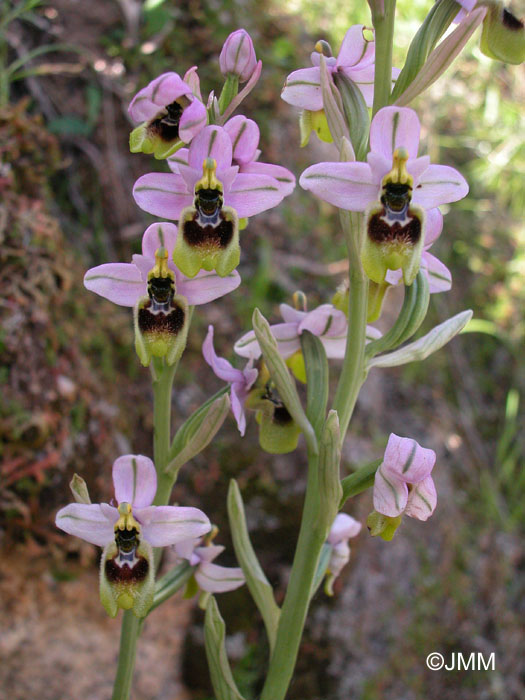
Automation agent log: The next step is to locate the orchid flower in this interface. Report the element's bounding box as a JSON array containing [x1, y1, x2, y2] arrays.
[[56, 455, 211, 617], [83, 222, 240, 307], [224, 115, 296, 197], [175, 535, 245, 594], [327, 513, 361, 577], [373, 434, 437, 521], [128, 70, 207, 159], [202, 325, 258, 436], [300, 106, 468, 285], [219, 29, 257, 83], [234, 302, 381, 380]]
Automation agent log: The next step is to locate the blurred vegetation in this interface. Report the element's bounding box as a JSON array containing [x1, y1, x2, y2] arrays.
[[0, 0, 523, 698]]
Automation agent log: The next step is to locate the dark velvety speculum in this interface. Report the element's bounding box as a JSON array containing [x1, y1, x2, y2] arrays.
[[273, 404, 293, 426], [503, 8, 523, 30], [381, 182, 412, 213], [148, 276, 174, 305], [105, 555, 149, 584], [183, 212, 234, 249], [138, 301, 185, 335], [368, 208, 422, 245], [115, 527, 140, 553], [197, 188, 222, 216], [150, 101, 183, 142]]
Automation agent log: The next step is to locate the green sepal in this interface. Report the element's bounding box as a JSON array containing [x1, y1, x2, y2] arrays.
[[361, 202, 426, 286], [173, 205, 240, 278], [129, 123, 184, 160], [366, 511, 402, 541], [218, 74, 240, 114], [99, 539, 155, 618], [70, 474, 91, 504], [333, 72, 370, 162], [480, 4, 525, 64], [286, 350, 306, 383], [299, 109, 333, 146], [133, 292, 189, 367], [256, 405, 301, 454], [183, 574, 199, 599]]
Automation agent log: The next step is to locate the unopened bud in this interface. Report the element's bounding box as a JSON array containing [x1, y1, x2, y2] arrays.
[[219, 29, 257, 82], [70, 474, 91, 504]]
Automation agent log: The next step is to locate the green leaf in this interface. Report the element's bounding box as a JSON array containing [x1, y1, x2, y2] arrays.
[[149, 561, 194, 614], [252, 308, 317, 455], [318, 411, 343, 535], [227, 480, 280, 652], [204, 597, 246, 700], [169, 386, 229, 458], [164, 393, 230, 476], [334, 72, 370, 162], [318, 54, 349, 149], [340, 458, 382, 507], [367, 310, 473, 370], [310, 543, 332, 599], [300, 331, 329, 438]]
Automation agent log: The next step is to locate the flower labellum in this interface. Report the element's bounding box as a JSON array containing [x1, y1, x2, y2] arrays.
[[363, 148, 426, 285], [175, 531, 245, 595], [134, 247, 189, 366], [480, 3, 525, 64], [174, 157, 240, 278], [128, 72, 207, 160]]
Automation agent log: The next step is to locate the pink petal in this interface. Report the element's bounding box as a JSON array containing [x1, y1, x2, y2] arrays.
[[234, 330, 261, 359], [405, 475, 437, 520], [241, 161, 296, 197], [370, 106, 421, 160], [175, 537, 200, 561], [138, 505, 211, 546], [188, 125, 233, 173], [281, 66, 323, 111], [300, 162, 377, 211], [424, 208, 443, 246], [382, 433, 436, 484], [373, 463, 408, 517], [279, 304, 306, 324], [179, 97, 207, 143], [299, 304, 348, 338], [225, 172, 283, 218], [412, 164, 469, 209], [337, 25, 373, 68], [112, 454, 157, 509], [422, 252, 452, 293], [195, 544, 224, 563], [129, 72, 191, 123], [55, 503, 115, 546], [202, 325, 245, 384], [178, 269, 241, 305], [319, 336, 348, 359], [182, 66, 202, 101], [167, 148, 189, 173], [224, 115, 260, 165], [196, 562, 245, 593], [327, 512, 362, 545], [407, 155, 431, 184], [142, 222, 178, 258], [341, 63, 375, 107], [84, 263, 145, 307], [133, 172, 191, 221]]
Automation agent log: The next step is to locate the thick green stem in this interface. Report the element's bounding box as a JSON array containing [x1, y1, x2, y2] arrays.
[[332, 212, 369, 444], [260, 450, 325, 700], [111, 360, 178, 700], [371, 0, 397, 117]]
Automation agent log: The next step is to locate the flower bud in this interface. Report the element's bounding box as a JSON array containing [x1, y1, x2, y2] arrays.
[[134, 248, 189, 366], [480, 3, 525, 64], [219, 29, 257, 82], [70, 474, 91, 504], [256, 401, 301, 454], [173, 158, 240, 278]]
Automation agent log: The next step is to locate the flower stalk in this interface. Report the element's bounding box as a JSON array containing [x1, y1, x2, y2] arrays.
[[371, 0, 396, 116]]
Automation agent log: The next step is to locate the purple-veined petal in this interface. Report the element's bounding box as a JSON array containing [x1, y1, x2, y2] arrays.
[[129, 72, 191, 123], [367, 151, 391, 184], [131, 254, 153, 280], [382, 433, 436, 484], [407, 155, 431, 184], [279, 304, 306, 324], [167, 148, 189, 173], [341, 63, 375, 107], [373, 463, 408, 517], [412, 164, 469, 209], [224, 115, 260, 165], [179, 269, 241, 305], [327, 512, 362, 544], [370, 106, 421, 160], [241, 161, 296, 197], [281, 66, 323, 111], [55, 503, 115, 546], [203, 325, 245, 384], [142, 222, 178, 258], [422, 251, 452, 293], [84, 263, 145, 307], [133, 172, 191, 221], [337, 24, 374, 68], [196, 562, 245, 593], [299, 304, 348, 338], [195, 544, 224, 563], [405, 475, 437, 520], [300, 161, 377, 211], [271, 322, 302, 358], [188, 125, 233, 173], [230, 382, 248, 436], [179, 97, 207, 143], [234, 330, 261, 359], [226, 172, 283, 218], [175, 537, 200, 562], [138, 505, 211, 546], [112, 454, 157, 509], [183, 66, 202, 101], [318, 336, 347, 359], [424, 208, 443, 246]]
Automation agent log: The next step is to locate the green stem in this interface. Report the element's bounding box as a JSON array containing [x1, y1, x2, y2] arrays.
[[260, 449, 325, 700], [332, 212, 369, 444], [371, 0, 397, 117], [111, 613, 143, 700]]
